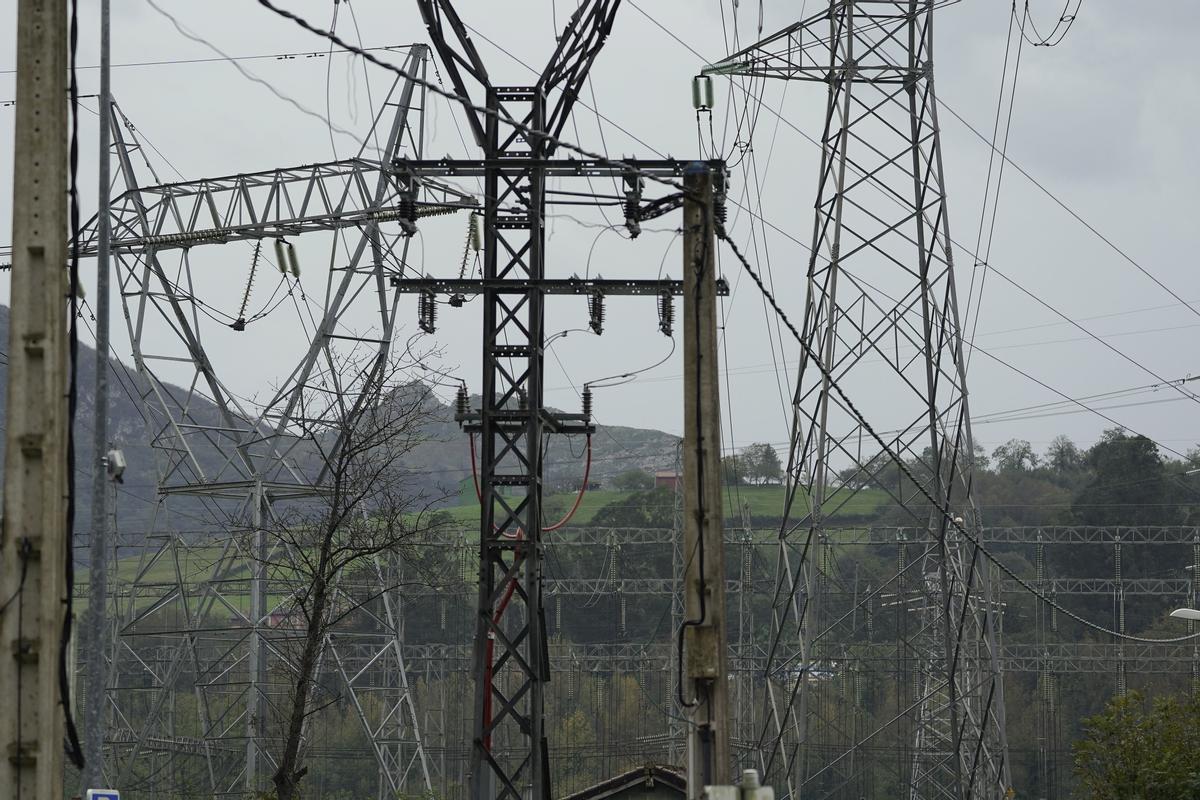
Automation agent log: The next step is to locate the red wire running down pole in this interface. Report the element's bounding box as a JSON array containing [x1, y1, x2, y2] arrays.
[[468, 433, 592, 750]]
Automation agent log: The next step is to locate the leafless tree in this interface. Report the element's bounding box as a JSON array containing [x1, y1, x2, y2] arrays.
[[250, 351, 450, 800]]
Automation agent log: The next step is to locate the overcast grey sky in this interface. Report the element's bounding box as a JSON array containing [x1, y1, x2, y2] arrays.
[[2, 0, 1199, 464]]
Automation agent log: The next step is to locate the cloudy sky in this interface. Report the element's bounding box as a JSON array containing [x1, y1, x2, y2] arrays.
[[1, 0, 1199, 467]]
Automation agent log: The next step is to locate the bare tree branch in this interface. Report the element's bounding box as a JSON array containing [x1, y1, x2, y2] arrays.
[[236, 348, 452, 800]]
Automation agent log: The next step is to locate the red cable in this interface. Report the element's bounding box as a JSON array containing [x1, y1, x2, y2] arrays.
[[469, 433, 592, 534], [468, 432, 482, 503], [544, 434, 592, 531], [467, 432, 591, 750]]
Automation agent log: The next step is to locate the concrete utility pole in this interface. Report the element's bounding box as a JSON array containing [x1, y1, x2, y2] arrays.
[[1, 0, 70, 796], [82, 0, 113, 791], [681, 162, 730, 797]]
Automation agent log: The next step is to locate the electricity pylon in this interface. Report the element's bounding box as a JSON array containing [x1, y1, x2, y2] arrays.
[[708, 2, 1012, 798], [410, 3, 725, 797], [73, 47, 468, 798]]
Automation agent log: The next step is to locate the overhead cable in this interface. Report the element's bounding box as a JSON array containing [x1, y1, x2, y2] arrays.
[[721, 233, 1200, 645]]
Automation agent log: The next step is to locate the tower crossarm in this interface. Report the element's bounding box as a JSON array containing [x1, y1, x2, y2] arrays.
[[70, 159, 476, 256], [703, 3, 929, 84]]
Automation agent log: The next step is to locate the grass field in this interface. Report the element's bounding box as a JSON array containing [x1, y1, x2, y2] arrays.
[[725, 484, 889, 519], [442, 483, 890, 526], [76, 483, 892, 620], [439, 488, 634, 526], [81, 484, 889, 595]]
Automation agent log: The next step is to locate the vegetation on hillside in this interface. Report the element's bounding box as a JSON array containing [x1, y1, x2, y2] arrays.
[[1072, 691, 1200, 800]]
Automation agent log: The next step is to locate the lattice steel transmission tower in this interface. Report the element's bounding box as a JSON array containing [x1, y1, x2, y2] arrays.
[[409, 4, 726, 798], [708, 3, 1011, 798], [72, 47, 477, 798]]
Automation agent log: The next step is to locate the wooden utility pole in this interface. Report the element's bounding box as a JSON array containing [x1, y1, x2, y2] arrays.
[[681, 162, 730, 797], [1, 0, 70, 796]]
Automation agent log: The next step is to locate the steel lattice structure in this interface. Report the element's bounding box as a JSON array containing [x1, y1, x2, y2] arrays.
[[708, 3, 1011, 798], [409, 4, 726, 798], [87, 521, 1200, 798], [75, 47, 482, 798], [49, 0, 1199, 795], [74, 4, 723, 794], [414, 2, 613, 794]]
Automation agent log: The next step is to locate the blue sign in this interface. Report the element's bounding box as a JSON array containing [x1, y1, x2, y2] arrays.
[[86, 791, 120, 800]]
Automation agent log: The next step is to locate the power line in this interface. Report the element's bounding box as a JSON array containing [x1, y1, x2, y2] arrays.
[[9, 1, 1190, 462], [0, 44, 418, 76], [437, 2, 1200, 474], [964, 0, 1028, 369], [720, 233, 1200, 646], [612, 2, 1200, 426], [938, 96, 1200, 324], [724, 221, 1194, 462], [1017, 0, 1085, 48], [142, 0, 378, 153], [250, 0, 693, 198]]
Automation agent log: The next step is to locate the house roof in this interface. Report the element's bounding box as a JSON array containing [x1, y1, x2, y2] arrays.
[[560, 764, 686, 800]]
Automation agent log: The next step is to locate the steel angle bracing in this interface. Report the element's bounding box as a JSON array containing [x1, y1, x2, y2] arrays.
[[412, 2, 714, 798], [713, 2, 1010, 798], [85, 46, 439, 798]]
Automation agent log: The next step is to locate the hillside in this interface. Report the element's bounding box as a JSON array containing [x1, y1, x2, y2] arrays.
[[0, 305, 685, 544], [0, 305, 163, 538]]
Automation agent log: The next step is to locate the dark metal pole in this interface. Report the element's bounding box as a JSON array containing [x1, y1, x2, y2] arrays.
[[82, 0, 112, 791]]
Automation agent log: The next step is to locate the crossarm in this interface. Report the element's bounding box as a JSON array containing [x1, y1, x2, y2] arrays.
[[69, 159, 476, 256]]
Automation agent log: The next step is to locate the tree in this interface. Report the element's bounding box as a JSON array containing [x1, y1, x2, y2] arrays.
[[1073, 428, 1176, 526], [588, 488, 674, 528], [991, 438, 1038, 472], [1072, 691, 1200, 800], [259, 355, 447, 800], [836, 451, 900, 492], [1044, 434, 1082, 475], [611, 467, 654, 492], [970, 442, 991, 473], [743, 442, 783, 485], [723, 454, 748, 486]]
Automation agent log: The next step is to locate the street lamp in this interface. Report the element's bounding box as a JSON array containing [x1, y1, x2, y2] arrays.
[[1169, 608, 1200, 621]]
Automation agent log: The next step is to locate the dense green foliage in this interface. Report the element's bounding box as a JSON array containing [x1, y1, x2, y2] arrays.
[[1072, 691, 1200, 800], [722, 442, 783, 485], [611, 468, 655, 491]]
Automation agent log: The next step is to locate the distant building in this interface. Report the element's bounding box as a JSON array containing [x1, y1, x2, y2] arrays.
[[560, 764, 685, 800], [654, 470, 680, 490]]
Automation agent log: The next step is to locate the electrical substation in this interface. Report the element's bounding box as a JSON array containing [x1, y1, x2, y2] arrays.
[[3, 1, 1200, 800]]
